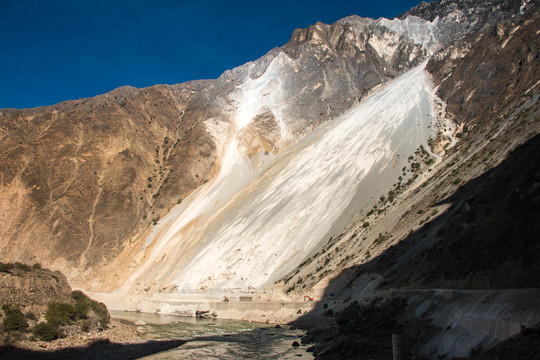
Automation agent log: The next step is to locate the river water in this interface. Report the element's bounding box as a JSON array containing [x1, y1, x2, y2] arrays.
[[111, 311, 313, 359]]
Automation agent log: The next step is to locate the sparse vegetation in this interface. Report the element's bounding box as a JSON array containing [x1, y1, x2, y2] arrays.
[[32, 322, 58, 341], [2, 304, 28, 332], [1, 271, 111, 345], [387, 190, 395, 203], [24, 311, 37, 321], [0, 262, 14, 273], [71, 291, 110, 324], [45, 302, 77, 326], [373, 232, 389, 246]]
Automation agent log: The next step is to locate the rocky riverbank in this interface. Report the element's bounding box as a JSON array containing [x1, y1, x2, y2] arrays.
[[2, 319, 141, 352], [0, 319, 188, 359]]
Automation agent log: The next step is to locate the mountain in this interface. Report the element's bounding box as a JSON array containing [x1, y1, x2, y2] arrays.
[[0, 7, 429, 290], [0, 0, 539, 355], [0, 1, 434, 290]]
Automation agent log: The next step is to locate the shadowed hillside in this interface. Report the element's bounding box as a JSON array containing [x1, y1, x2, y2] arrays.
[[295, 134, 540, 359]]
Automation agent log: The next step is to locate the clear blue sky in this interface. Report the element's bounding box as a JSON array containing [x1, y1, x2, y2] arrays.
[[0, 0, 431, 109]]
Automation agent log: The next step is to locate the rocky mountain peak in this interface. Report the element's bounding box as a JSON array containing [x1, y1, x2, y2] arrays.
[[399, 0, 534, 46]]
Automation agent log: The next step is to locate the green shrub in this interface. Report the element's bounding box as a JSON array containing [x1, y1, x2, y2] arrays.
[[71, 290, 110, 324], [90, 301, 110, 324], [71, 290, 89, 303], [74, 301, 89, 319], [33, 322, 58, 341], [81, 319, 91, 333], [45, 302, 76, 326], [0, 262, 14, 273], [3, 309, 28, 332], [32, 263, 42, 269], [2, 304, 21, 316], [14, 262, 31, 271]]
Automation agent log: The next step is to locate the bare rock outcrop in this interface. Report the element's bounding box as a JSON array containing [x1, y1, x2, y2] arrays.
[[0, 263, 72, 306]]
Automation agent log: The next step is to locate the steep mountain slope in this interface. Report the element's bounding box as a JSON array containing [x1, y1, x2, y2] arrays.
[[287, 3, 540, 359], [0, 81, 218, 286], [0, 5, 431, 290], [279, 0, 540, 296], [118, 61, 447, 299]]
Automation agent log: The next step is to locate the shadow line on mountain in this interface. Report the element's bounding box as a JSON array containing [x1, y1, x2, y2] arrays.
[[295, 132, 540, 321], [289, 133, 540, 359]]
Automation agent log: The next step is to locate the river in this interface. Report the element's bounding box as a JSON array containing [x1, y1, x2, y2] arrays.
[[111, 311, 313, 359]]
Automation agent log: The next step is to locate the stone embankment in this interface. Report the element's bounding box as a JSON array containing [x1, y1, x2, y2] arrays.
[[90, 291, 317, 324]]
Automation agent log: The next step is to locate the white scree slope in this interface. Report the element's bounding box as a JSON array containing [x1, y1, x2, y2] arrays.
[[115, 61, 441, 305]]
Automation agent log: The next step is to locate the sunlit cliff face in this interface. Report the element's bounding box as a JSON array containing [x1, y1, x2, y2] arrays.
[[117, 60, 449, 301]]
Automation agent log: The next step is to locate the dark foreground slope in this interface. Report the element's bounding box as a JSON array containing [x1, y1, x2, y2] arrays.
[[373, 1, 540, 290], [297, 134, 540, 359]]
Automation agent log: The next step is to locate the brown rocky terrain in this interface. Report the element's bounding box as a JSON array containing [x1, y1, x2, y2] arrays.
[[0, 81, 219, 290], [0, 263, 185, 359], [0, 263, 72, 307]]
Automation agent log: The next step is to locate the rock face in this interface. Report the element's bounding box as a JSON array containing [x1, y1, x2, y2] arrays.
[[427, 2, 539, 125], [0, 264, 72, 306], [0, 81, 219, 289], [361, 3, 540, 289], [0, 0, 538, 305], [400, 0, 531, 46]]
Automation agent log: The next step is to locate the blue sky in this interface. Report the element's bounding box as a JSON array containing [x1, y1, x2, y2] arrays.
[[0, 0, 431, 109]]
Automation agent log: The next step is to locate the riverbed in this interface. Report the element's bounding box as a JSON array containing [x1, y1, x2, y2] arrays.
[[111, 311, 313, 359]]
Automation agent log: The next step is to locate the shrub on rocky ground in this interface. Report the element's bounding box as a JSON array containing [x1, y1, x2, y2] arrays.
[[1, 264, 111, 344], [0, 262, 14, 273], [2, 304, 28, 333], [24, 311, 37, 321], [3, 312, 28, 332], [32, 322, 58, 341], [71, 290, 110, 324], [45, 302, 77, 326]]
